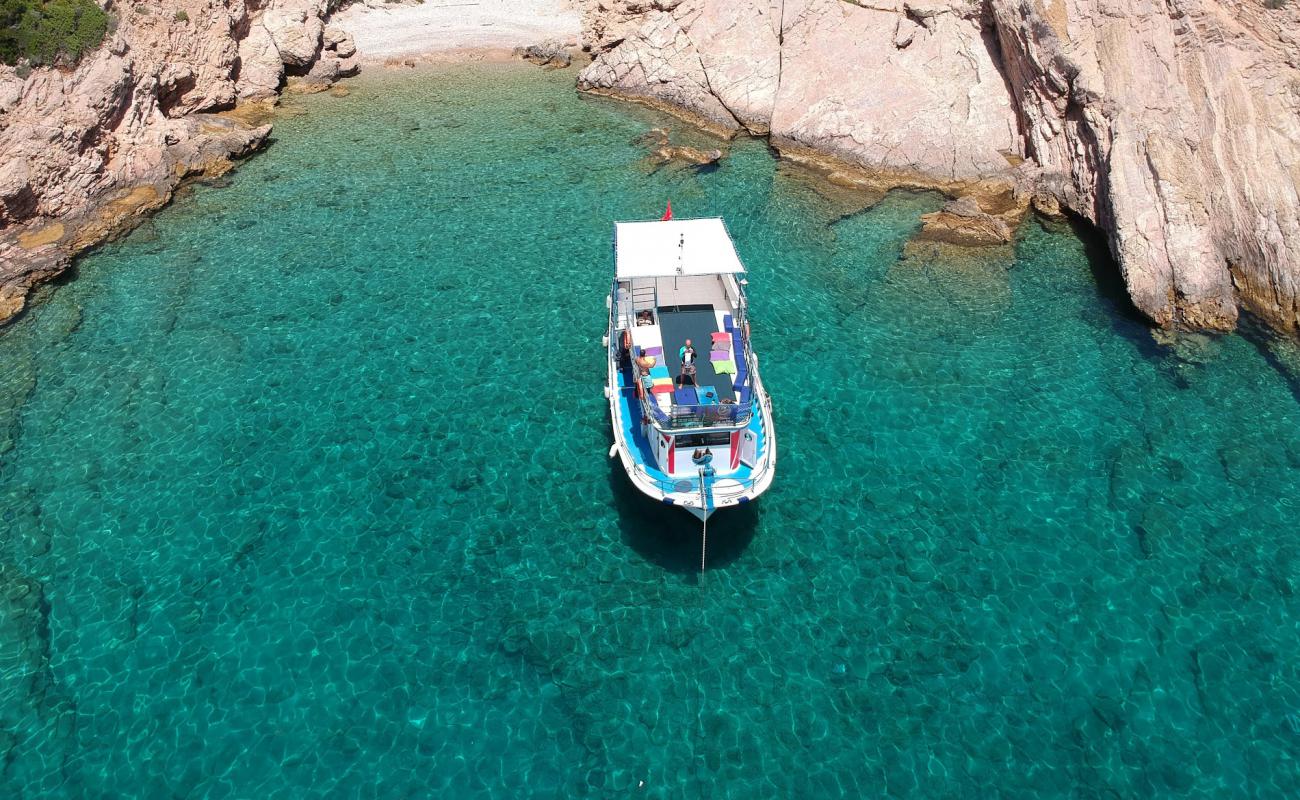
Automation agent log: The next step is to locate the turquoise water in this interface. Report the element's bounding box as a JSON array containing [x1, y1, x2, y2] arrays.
[[3, 63, 1300, 798]]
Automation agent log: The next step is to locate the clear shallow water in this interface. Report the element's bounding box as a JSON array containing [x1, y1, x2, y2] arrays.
[[2, 64, 1300, 798]]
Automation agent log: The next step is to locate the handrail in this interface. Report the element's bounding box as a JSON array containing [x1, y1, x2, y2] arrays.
[[627, 334, 760, 432]]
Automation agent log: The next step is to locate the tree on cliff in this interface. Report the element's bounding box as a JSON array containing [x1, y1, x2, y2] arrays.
[[0, 0, 109, 67]]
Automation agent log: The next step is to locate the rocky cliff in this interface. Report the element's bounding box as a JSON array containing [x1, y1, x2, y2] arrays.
[[579, 0, 1300, 334], [0, 0, 357, 325]]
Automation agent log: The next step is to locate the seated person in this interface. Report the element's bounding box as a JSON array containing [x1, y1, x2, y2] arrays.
[[636, 310, 654, 326]]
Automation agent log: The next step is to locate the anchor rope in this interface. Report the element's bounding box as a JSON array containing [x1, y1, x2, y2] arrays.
[[698, 466, 708, 576]]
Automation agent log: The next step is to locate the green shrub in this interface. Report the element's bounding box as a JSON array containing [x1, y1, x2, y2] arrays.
[[174, 9, 188, 22], [1263, 0, 1287, 8], [0, 0, 110, 67]]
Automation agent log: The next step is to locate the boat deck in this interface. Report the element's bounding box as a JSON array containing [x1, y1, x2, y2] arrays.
[[657, 306, 736, 403], [615, 364, 760, 484]]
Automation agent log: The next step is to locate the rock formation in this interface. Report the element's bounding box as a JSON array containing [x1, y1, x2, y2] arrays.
[[579, 0, 1300, 334], [637, 127, 725, 167], [0, 0, 357, 326]]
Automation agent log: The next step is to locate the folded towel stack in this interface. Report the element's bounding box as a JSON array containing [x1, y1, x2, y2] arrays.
[[709, 331, 736, 374]]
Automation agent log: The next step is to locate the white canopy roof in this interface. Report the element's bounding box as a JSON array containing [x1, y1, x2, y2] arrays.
[[614, 217, 746, 279]]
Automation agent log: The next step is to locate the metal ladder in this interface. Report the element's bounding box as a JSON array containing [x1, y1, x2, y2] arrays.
[[630, 284, 657, 317]]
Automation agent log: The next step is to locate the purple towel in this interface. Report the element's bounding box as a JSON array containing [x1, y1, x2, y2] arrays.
[[643, 346, 663, 356], [709, 350, 731, 362]]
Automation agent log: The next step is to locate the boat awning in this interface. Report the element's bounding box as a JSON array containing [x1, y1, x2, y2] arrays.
[[614, 217, 746, 279]]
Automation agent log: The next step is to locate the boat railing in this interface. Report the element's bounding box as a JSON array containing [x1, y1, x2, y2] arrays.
[[630, 450, 770, 501], [635, 351, 759, 430], [633, 378, 755, 430]]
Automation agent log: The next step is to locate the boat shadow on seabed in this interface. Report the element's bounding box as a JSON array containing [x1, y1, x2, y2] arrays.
[[606, 459, 758, 575]]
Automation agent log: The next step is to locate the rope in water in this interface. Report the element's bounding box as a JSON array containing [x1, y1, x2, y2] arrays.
[[698, 467, 708, 575]]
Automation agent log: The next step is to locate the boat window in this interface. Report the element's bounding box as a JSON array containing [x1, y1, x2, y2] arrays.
[[676, 432, 731, 448]]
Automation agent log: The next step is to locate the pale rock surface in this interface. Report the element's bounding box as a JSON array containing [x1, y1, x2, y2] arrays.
[[236, 19, 285, 99], [264, 0, 327, 68], [0, 0, 349, 326], [773, 0, 1021, 182], [581, 0, 1021, 181], [988, 0, 1300, 330], [581, 0, 1300, 333]]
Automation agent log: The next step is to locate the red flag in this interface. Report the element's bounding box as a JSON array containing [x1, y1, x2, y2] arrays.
[[661, 201, 673, 221]]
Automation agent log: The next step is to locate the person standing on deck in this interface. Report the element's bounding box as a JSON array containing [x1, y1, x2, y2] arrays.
[[678, 339, 696, 364], [677, 340, 697, 387]]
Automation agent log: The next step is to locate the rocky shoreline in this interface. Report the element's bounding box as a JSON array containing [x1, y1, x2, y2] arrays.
[[576, 0, 1300, 335], [4, 0, 1297, 338], [0, 0, 360, 327]]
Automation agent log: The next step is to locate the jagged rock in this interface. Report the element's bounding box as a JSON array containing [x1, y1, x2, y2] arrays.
[[581, 0, 1018, 174], [1031, 191, 1062, 219], [637, 127, 725, 167], [0, 67, 25, 120], [893, 17, 921, 48], [265, 1, 327, 68], [237, 21, 285, 100], [515, 42, 573, 68], [324, 26, 357, 59], [917, 196, 1015, 247], [651, 145, 724, 166], [581, 0, 1300, 336], [305, 56, 343, 84], [988, 0, 1300, 333], [0, 0, 350, 326]]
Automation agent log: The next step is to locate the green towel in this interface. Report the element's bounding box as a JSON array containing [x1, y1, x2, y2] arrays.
[[712, 358, 737, 375]]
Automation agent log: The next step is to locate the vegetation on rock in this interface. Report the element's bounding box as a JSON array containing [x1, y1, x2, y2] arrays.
[[0, 0, 110, 67]]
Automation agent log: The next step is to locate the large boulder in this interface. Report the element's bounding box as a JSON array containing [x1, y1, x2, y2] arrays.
[[324, 25, 357, 59], [580, 0, 1020, 179], [264, 1, 326, 69], [236, 21, 285, 100]]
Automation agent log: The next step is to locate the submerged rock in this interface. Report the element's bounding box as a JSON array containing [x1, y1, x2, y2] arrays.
[[637, 126, 726, 168], [917, 196, 1017, 247], [515, 41, 573, 68]]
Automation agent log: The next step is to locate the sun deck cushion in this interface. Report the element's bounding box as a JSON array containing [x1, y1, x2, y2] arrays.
[[710, 331, 730, 345], [723, 314, 734, 331], [674, 387, 699, 405], [649, 365, 672, 380], [651, 383, 675, 395], [712, 357, 737, 375], [643, 346, 663, 357], [738, 386, 752, 405]]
